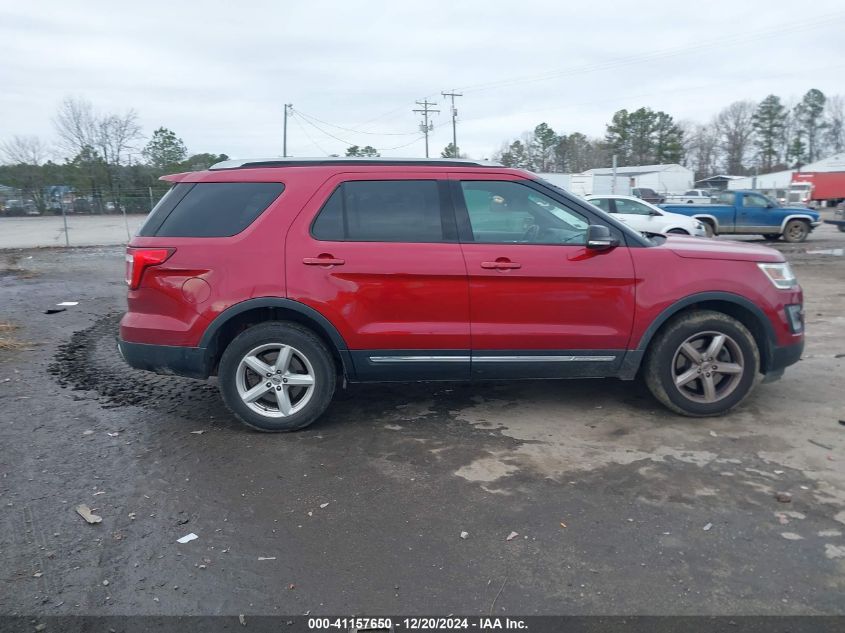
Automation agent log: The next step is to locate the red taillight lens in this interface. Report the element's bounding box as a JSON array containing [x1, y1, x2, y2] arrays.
[[125, 248, 174, 290]]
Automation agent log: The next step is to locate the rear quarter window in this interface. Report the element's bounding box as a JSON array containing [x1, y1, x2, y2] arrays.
[[139, 182, 284, 237]]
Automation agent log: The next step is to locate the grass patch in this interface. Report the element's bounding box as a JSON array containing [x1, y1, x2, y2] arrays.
[[0, 322, 26, 350]]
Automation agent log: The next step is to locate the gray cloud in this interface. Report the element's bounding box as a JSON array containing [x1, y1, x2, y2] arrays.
[[1, 0, 843, 161]]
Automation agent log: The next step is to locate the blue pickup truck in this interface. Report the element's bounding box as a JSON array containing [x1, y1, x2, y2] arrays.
[[660, 190, 821, 242]]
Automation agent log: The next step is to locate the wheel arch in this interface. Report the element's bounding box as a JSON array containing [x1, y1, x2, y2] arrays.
[[779, 214, 814, 232], [692, 214, 719, 232], [199, 298, 353, 379], [625, 292, 777, 377]]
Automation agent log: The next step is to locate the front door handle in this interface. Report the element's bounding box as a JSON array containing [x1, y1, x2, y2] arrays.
[[303, 254, 345, 266], [481, 259, 521, 270]]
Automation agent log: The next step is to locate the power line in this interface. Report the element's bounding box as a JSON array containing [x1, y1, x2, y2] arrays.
[[412, 100, 440, 158], [293, 108, 418, 136], [292, 111, 426, 152], [454, 11, 845, 94], [431, 61, 845, 132], [289, 111, 331, 155]]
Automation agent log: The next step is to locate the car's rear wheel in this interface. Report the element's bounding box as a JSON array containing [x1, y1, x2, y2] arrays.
[[782, 220, 809, 243], [667, 228, 689, 235], [644, 310, 759, 417], [700, 221, 715, 237], [218, 322, 336, 432]]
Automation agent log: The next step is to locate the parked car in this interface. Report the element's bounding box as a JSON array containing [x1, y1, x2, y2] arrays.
[[118, 158, 805, 431], [825, 206, 845, 232], [585, 195, 707, 236], [664, 189, 714, 204], [632, 187, 665, 204], [661, 190, 821, 242]]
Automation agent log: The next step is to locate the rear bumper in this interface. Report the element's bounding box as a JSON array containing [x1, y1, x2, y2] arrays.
[[118, 339, 210, 379], [762, 339, 804, 382]]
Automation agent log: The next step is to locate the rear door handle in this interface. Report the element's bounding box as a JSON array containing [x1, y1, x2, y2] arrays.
[[481, 260, 521, 270], [303, 255, 345, 266]]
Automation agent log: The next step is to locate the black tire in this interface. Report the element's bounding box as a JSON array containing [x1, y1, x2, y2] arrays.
[[644, 310, 760, 417], [782, 220, 809, 243], [762, 233, 781, 241], [838, 225, 845, 233], [218, 321, 336, 432], [667, 228, 689, 235]]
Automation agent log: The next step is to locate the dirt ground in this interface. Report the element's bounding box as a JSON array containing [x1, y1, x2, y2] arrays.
[[0, 221, 844, 616]]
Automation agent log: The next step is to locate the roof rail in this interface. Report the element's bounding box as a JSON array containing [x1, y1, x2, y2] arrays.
[[209, 157, 503, 170]]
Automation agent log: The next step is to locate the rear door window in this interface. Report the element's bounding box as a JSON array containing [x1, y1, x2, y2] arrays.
[[311, 180, 450, 242], [141, 182, 284, 237], [589, 198, 613, 213], [614, 198, 653, 215]]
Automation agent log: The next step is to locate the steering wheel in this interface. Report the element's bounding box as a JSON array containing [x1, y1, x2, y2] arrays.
[[522, 224, 540, 242]]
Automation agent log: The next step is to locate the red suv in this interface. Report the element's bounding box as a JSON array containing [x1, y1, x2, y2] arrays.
[[118, 158, 804, 431]]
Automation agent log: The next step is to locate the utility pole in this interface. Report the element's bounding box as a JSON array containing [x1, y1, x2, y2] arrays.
[[611, 154, 618, 194], [283, 104, 293, 157], [413, 99, 439, 158], [441, 91, 462, 157]]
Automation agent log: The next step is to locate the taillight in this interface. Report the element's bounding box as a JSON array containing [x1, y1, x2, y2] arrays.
[[125, 248, 174, 289]]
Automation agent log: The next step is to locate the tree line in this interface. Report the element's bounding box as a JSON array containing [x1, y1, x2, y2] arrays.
[[3, 89, 845, 215], [0, 97, 226, 214], [490, 88, 845, 179]]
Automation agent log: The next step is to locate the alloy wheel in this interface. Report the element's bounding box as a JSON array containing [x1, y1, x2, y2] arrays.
[[235, 343, 316, 417], [671, 331, 744, 404]]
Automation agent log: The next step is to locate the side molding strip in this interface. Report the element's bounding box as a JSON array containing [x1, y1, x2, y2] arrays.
[[369, 355, 471, 363], [473, 355, 617, 362], [368, 354, 617, 363]]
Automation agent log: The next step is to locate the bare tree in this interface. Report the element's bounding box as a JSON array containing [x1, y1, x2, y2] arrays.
[[97, 111, 142, 166], [714, 100, 756, 175], [0, 135, 49, 165], [53, 96, 98, 158], [681, 121, 719, 180], [824, 95, 845, 154], [53, 96, 142, 165]]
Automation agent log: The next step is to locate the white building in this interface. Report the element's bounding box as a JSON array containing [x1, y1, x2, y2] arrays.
[[730, 152, 845, 190], [582, 164, 693, 194]]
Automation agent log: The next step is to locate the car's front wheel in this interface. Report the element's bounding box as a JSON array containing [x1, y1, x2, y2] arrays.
[[644, 311, 760, 417], [218, 322, 336, 432]]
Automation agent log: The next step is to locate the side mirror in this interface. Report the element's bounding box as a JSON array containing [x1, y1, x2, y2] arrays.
[[586, 225, 618, 250]]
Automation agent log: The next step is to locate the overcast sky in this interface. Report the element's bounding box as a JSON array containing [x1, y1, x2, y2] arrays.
[[1, 0, 844, 162]]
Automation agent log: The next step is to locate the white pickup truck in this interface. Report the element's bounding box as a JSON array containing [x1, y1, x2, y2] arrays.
[[664, 189, 714, 204]]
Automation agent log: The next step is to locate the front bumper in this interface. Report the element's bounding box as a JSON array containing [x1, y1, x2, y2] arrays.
[[762, 339, 804, 383], [118, 339, 210, 379]]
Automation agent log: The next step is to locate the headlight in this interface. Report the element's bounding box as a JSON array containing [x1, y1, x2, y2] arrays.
[[694, 221, 704, 229], [757, 262, 797, 289]]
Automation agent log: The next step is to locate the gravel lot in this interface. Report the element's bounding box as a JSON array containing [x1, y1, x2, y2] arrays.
[[0, 220, 844, 616], [0, 215, 145, 249]]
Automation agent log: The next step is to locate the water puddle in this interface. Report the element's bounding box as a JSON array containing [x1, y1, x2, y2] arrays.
[[806, 248, 844, 256]]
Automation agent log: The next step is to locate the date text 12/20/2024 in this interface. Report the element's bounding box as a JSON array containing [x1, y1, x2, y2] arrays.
[[308, 617, 528, 630]]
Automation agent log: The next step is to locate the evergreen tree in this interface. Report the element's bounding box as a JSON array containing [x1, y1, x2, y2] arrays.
[[793, 88, 827, 162], [530, 123, 558, 171], [752, 95, 788, 172], [142, 127, 188, 170]]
